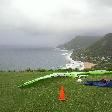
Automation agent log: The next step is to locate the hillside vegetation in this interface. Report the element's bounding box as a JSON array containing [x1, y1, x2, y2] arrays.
[[71, 33, 112, 69]]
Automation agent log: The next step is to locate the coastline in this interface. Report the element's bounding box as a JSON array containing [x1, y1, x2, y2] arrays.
[[66, 50, 96, 69], [58, 48, 96, 70], [66, 51, 73, 63]]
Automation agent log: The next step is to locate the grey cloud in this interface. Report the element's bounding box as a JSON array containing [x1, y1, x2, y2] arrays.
[[90, 0, 112, 7], [0, 0, 112, 47]]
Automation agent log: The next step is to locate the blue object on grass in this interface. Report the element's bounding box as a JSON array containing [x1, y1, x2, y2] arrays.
[[84, 80, 112, 87]]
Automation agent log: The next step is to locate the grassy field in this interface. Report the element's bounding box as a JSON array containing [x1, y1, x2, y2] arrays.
[[0, 71, 112, 112]]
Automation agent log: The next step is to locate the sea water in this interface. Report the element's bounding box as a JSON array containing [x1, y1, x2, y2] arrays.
[[0, 47, 70, 71]]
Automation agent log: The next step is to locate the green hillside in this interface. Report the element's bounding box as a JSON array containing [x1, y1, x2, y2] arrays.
[[72, 33, 112, 69], [58, 36, 101, 50], [87, 33, 112, 56]]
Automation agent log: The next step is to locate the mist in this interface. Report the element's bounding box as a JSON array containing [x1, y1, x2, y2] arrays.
[[0, 0, 112, 47]]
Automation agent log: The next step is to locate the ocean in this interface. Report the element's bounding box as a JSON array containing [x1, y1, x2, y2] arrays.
[[0, 47, 70, 71]]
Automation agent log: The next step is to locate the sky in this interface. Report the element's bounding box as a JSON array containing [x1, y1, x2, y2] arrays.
[[0, 0, 112, 47]]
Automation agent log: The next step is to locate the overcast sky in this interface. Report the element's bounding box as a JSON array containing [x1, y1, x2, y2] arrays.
[[0, 0, 112, 47]]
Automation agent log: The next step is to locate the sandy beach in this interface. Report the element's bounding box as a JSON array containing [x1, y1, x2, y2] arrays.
[[84, 62, 96, 69]]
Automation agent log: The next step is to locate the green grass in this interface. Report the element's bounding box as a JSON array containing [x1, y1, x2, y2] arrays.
[[0, 71, 112, 112]]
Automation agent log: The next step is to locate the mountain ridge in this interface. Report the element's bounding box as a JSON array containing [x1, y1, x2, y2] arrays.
[[58, 35, 102, 50]]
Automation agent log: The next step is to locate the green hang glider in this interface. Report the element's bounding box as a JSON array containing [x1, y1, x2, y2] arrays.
[[18, 70, 112, 88]]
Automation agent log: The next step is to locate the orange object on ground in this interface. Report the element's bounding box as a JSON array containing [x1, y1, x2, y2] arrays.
[[58, 86, 65, 101]]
